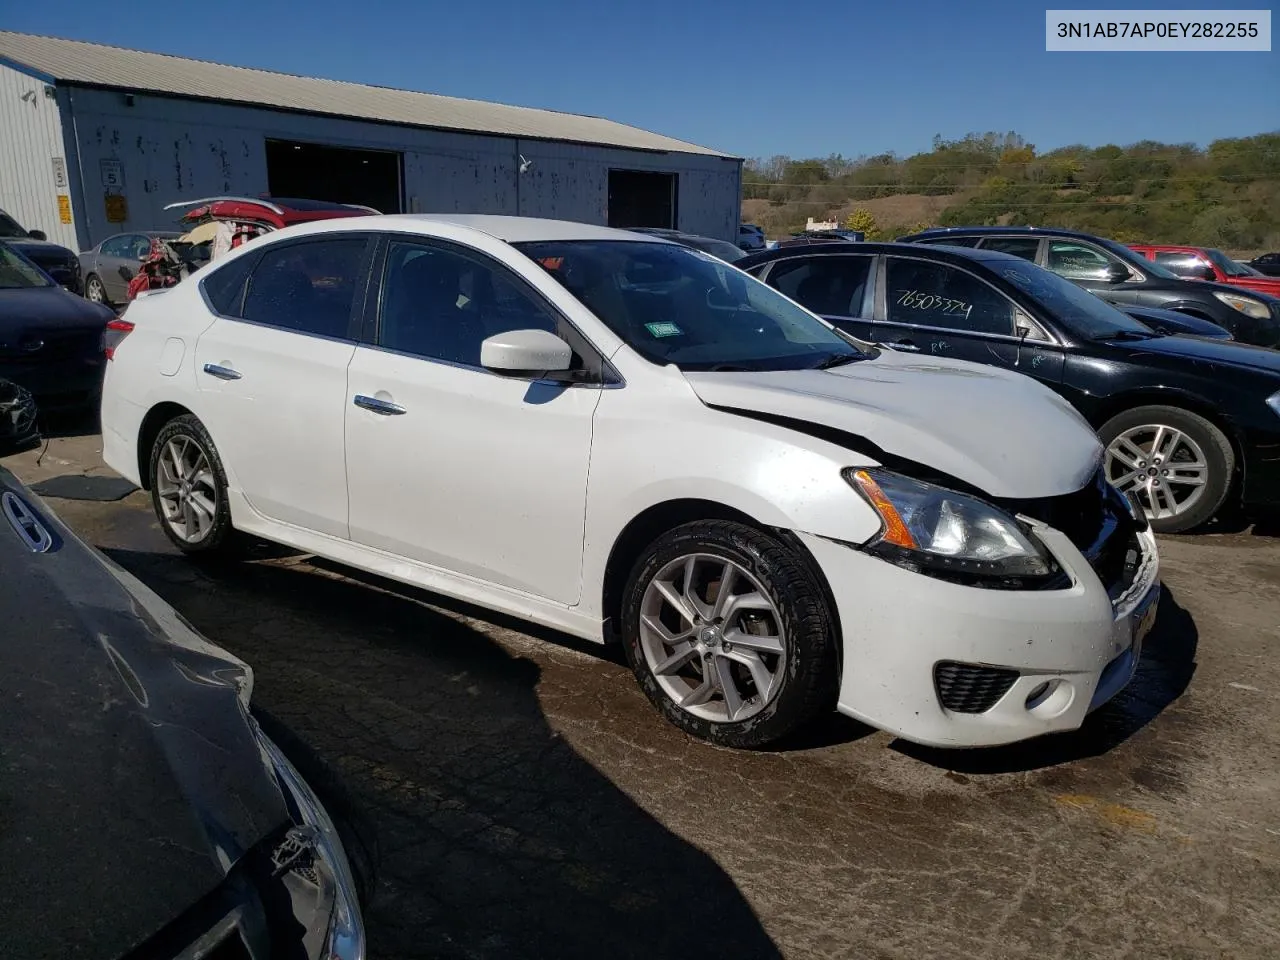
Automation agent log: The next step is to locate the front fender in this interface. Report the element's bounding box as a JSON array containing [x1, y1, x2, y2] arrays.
[[578, 385, 884, 621]]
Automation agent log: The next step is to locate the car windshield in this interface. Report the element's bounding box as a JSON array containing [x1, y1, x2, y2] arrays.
[[994, 260, 1153, 340], [1096, 237, 1179, 279], [0, 213, 29, 239], [0, 244, 53, 288], [514, 240, 866, 371], [1205, 248, 1250, 277]]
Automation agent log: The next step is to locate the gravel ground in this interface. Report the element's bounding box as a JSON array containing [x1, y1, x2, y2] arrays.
[[6, 431, 1279, 960]]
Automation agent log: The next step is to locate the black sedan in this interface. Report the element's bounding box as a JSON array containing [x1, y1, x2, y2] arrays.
[[0, 243, 115, 412], [0, 464, 368, 958], [1251, 252, 1280, 278], [739, 242, 1280, 533], [0, 208, 82, 294], [897, 226, 1280, 348]]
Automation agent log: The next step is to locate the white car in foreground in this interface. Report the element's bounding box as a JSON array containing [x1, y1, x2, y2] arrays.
[[101, 215, 1160, 749]]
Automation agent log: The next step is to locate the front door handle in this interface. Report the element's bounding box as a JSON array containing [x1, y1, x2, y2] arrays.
[[203, 363, 242, 381], [890, 339, 921, 352], [353, 394, 406, 416]]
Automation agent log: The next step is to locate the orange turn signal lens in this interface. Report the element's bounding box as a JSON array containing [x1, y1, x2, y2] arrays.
[[850, 469, 918, 549]]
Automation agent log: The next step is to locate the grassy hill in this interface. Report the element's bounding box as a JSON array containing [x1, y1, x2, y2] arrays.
[[742, 131, 1280, 256]]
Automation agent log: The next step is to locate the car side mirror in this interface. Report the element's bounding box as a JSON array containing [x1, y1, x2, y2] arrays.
[[1194, 264, 1216, 281], [118, 266, 134, 281], [480, 329, 573, 376], [27, 229, 47, 241], [1105, 263, 1132, 284]]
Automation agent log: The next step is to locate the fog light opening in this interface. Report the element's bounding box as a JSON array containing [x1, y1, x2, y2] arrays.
[[1025, 681, 1052, 708], [1024, 678, 1075, 718]]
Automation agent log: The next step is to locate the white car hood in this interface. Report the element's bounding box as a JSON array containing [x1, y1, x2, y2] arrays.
[[683, 350, 1102, 499]]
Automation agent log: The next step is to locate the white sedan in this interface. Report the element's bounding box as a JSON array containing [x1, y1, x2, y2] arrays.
[[100, 215, 1160, 749]]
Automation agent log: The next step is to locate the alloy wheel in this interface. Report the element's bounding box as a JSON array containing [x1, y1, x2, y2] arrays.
[[86, 276, 105, 303], [638, 553, 786, 723], [1105, 423, 1209, 521], [155, 435, 219, 543]]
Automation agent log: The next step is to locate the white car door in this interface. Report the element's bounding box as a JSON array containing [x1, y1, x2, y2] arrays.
[[345, 236, 603, 604], [193, 234, 374, 539]]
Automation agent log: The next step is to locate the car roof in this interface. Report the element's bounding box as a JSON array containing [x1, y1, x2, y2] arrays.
[[736, 240, 1027, 270], [1128, 243, 1205, 252], [255, 214, 674, 245], [898, 225, 1108, 243]]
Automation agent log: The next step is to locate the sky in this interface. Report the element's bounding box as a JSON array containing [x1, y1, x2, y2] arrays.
[[5, 0, 1277, 160]]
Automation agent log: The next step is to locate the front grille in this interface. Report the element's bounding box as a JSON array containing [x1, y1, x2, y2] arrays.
[[934, 661, 1019, 713]]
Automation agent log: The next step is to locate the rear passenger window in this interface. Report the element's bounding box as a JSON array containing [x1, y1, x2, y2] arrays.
[[201, 253, 255, 317], [767, 256, 873, 317], [979, 237, 1040, 261], [241, 238, 368, 338]]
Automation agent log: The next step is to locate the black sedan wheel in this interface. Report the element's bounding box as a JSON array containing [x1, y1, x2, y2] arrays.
[[1100, 405, 1234, 533]]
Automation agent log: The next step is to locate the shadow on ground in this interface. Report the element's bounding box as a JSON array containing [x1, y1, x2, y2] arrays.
[[102, 547, 781, 960], [893, 588, 1198, 775]]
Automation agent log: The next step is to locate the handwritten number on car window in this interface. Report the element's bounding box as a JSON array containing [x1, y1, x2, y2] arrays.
[[896, 289, 972, 319]]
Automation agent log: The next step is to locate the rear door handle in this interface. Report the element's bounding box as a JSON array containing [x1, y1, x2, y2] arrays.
[[203, 363, 242, 381], [353, 394, 406, 416], [889, 339, 920, 352]]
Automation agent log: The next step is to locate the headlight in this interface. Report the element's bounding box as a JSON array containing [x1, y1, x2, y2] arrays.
[[847, 469, 1057, 584], [1269, 390, 1280, 419], [1213, 291, 1270, 319], [255, 726, 366, 960]]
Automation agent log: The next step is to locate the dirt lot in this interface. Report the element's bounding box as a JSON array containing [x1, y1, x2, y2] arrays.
[[6, 430, 1280, 960]]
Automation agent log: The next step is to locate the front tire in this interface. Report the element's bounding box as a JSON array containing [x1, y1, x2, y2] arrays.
[[85, 273, 108, 305], [621, 520, 837, 748], [149, 414, 238, 555], [1099, 405, 1234, 533]]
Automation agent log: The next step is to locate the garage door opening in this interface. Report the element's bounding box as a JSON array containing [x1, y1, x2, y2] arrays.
[[607, 170, 677, 229], [265, 139, 403, 214]]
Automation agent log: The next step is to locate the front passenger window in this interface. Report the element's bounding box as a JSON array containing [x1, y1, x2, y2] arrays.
[[380, 241, 559, 366], [885, 258, 1015, 335]]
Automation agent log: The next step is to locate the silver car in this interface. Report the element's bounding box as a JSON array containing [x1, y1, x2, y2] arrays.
[[79, 231, 181, 305]]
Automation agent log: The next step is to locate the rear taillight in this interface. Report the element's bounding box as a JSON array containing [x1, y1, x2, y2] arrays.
[[102, 318, 134, 360]]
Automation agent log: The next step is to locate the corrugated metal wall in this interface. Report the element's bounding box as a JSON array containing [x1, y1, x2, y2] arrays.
[[63, 87, 741, 246], [0, 63, 77, 248]]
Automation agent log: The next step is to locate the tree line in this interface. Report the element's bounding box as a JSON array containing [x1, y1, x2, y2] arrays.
[[742, 131, 1280, 252]]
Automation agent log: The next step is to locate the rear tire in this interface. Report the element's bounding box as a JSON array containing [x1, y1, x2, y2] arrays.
[[1099, 405, 1233, 534], [621, 520, 837, 748], [85, 273, 108, 305], [149, 414, 239, 555]]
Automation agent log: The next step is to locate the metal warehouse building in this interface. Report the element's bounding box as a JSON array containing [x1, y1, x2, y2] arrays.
[[0, 32, 741, 252]]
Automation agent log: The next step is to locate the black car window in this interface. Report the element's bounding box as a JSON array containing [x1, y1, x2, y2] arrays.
[[885, 257, 1015, 335], [767, 256, 873, 317], [0, 213, 27, 239], [0, 244, 52, 288], [240, 238, 367, 338], [1045, 241, 1121, 281], [1153, 251, 1208, 277], [978, 236, 1040, 261], [379, 241, 559, 367], [201, 252, 256, 317], [995, 261, 1151, 339], [100, 235, 132, 258]]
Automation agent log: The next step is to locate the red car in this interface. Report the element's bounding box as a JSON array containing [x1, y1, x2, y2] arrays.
[[1129, 244, 1280, 297]]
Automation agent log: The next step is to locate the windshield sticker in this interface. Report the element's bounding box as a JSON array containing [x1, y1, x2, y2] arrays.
[[645, 321, 683, 338]]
